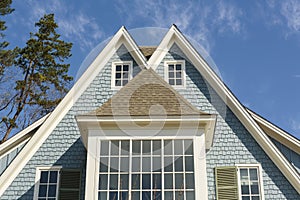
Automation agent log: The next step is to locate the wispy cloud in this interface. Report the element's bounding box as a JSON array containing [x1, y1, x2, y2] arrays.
[[280, 0, 300, 33], [116, 0, 244, 53], [11, 0, 103, 51], [293, 74, 300, 78]]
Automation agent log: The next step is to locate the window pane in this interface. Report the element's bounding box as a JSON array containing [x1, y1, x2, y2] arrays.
[[132, 140, 141, 155], [169, 71, 174, 78], [164, 140, 172, 155], [241, 185, 250, 194], [98, 192, 107, 200], [38, 185, 47, 197], [131, 192, 140, 200], [100, 141, 109, 155], [116, 65, 121, 71], [122, 80, 128, 86], [142, 174, 151, 189], [49, 171, 57, 183], [115, 79, 121, 86], [110, 157, 119, 172], [120, 174, 129, 190], [100, 157, 108, 172], [250, 168, 258, 181], [109, 192, 118, 200], [152, 140, 161, 155], [111, 140, 119, 155], [121, 140, 129, 155], [48, 185, 57, 197], [153, 191, 162, 200], [142, 191, 151, 199], [242, 196, 250, 200], [175, 173, 184, 189], [120, 191, 128, 200], [164, 156, 173, 172], [132, 174, 140, 189], [153, 157, 161, 172], [175, 191, 184, 200], [169, 79, 175, 85], [175, 156, 183, 171], [115, 72, 121, 79], [164, 173, 173, 189], [142, 157, 151, 172], [165, 191, 173, 200], [175, 64, 181, 70], [132, 157, 140, 172], [174, 140, 183, 155], [142, 140, 151, 154], [175, 71, 182, 78], [252, 196, 260, 200], [153, 174, 162, 189], [99, 174, 108, 190], [123, 65, 129, 71], [109, 174, 118, 190], [251, 182, 259, 194], [185, 156, 194, 172], [186, 191, 195, 200], [168, 64, 174, 71], [185, 173, 194, 189], [176, 79, 182, 85], [120, 157, 129, 172], [184, 140, 193, 155], [40, 171, 48, 183], [240, 169, 248, 180]]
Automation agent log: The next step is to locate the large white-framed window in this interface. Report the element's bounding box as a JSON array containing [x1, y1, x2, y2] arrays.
[[237, 164, 264, 200], [164, 60, 186, 88], [33, 166, 62, 200], [111, 61, 133, 89]]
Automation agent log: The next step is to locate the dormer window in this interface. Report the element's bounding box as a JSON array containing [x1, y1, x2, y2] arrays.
[[164, 60, 186, 88], [111, 61, 133, 89]]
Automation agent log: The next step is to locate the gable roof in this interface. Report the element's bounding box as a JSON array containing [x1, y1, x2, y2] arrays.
[[93, 68, 204, 117], [148, 25, 300, 193], [0, 25, 299, 196], [0, 26, 149, 196]]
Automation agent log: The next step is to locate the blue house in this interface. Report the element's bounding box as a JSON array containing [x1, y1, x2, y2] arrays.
[[0, 25, 299, 200]]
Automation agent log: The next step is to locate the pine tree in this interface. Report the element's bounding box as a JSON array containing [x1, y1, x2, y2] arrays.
[[0, 14, 73, 143]]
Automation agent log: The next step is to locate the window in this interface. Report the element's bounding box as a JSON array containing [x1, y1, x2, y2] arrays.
[[98, 139, 196, 200], [215, 165, 264, 200], [111, 61, 133, 89], [34, 167, 61, 200], [164, 61, 185, 87], [34, 167, 81, 200]]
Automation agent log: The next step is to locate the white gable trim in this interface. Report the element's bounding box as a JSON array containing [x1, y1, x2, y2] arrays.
[[248, 109, 300, 154], [148, 25, 300, 193], [0, 26, 148, 196]]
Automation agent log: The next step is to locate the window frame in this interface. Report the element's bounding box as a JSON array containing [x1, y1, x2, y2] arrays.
[[33, 166, 62, 200], [111, 61, 133, 90], [236, 164, 265, 200], [164, 60, 186, 88]]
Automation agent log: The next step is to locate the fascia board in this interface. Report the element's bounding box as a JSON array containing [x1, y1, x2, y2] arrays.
[[0, 26, 147, 196], [0, 113, 49, 156], [247, 109, 300, 154], [149, 25, 300, 193]]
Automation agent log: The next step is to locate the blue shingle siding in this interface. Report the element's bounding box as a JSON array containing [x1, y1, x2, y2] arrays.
[[1, 44, 141, 199], [155, 43, 299, 199]]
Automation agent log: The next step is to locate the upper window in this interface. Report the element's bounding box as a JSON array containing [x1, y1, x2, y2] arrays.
[[111, 61, 133, 89], [34, 166, 61, 200], [239, 167, 262, 200], [164, 60, 185, 88]]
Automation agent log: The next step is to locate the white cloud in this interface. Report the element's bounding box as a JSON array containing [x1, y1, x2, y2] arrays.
[[116, 0, 244, 54], [294, 74, 300, 78], [12, 0, 103, 51], [281, 0, 300, 32]]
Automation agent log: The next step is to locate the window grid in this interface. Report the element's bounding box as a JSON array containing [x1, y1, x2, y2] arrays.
[[37, 170, 59, 200], [99, 139, 195, 200], [113, 63, 131, 87], [239, 167, 261, 200], [166, 61, 185, 87]]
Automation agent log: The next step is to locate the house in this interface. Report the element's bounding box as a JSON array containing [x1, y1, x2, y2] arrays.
[[0, 25, 299, 200]]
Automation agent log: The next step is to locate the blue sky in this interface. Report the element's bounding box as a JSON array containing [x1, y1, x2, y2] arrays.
[[3, 0, 300, 138]]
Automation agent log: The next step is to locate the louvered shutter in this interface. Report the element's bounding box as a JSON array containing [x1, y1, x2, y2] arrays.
[[215, 166, 239, 200], [59, 169, 81, 200]]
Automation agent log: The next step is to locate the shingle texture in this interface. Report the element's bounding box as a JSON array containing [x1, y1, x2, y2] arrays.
[[94, 69, 203, 117], [139, 46, 156, 60]]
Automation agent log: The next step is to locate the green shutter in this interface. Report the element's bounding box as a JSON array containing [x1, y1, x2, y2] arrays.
[[59, 169, 81, 200], [215, 166, 239, 200]]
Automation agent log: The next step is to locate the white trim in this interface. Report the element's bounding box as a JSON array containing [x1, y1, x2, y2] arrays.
[[164, 60, 186, 89], [235, 164, 265, 200], [0, 26, 148, 196], [33, 166, 62, 200], [148, 25, 300, 193], [247, 109, 300, 154], [111, 61, 133, 90]]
